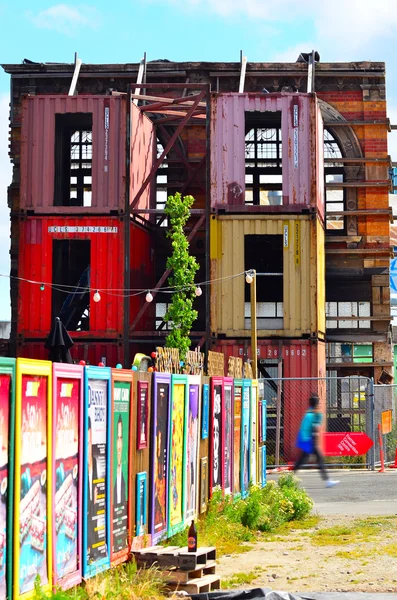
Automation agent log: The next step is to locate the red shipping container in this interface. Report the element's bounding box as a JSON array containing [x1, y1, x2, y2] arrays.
[[17, 216, 154, 338], [17, 340, 124, 367]]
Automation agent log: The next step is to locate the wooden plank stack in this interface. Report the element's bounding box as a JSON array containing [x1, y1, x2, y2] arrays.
[[133, 545, 220, 595]]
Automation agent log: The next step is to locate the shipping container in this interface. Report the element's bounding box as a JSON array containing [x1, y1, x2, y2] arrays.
[[20, 95, 155, 215], [210, 92, 324, 217], [17, 216, 154, 338], [17, 341, 125, 367], [210, 214, 325, 338], [20, 95, 128, 213], [213, 339, 326, 461]]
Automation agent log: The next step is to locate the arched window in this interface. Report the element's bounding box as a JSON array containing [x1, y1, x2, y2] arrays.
[[324, 129, 345, 232]]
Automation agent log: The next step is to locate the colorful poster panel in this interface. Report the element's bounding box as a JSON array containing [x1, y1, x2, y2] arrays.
[[223, 381, 233, 495], [15, 359, 52, 599], [201, 384, 209, 439], [111, 372, 133, 566], [167, 375, 187, 537], [261, 400, 267, 442], [150, 374, 170, 544], [241, 382, 250, 498], [136, 473, 147, 536], [83, 367, 111, 578], [211, 379, 223, 491], [53, 365, 83, 589], [250, 382, 258, 486], [186, 377, 200, 521], [261, 445, 267, 487], [137, 382, 148, 450], [199, 457, 208, 514], [233, 383, 242, 498], [0, 358, 15, 600]]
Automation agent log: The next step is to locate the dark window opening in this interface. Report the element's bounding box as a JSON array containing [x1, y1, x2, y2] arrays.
[[324, 129, 345, 232], [52, 240, 91, 331], [54, 113, 93, 207], [245, 112, 282, 206], [244, 234, 283, 329]]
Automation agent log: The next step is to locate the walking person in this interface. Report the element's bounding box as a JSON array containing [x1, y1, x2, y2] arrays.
[[294, 393, 339, 488]]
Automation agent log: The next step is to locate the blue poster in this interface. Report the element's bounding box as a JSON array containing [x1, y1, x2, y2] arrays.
[[201, 384, 209, 439], [261, 446, 267, 487], [241, 384, 250, 498]]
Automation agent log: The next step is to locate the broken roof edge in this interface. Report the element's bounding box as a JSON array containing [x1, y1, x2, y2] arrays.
[[1, 60, 386, 76]]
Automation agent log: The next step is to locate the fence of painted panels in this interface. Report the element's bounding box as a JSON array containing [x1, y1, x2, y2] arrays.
[[263, 375, 375, 470], [0, 358, 270, 600], [373, 383, 397, 467]]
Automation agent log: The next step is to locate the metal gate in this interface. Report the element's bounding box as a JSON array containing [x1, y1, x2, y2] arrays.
[[259, 375, 374, 469], [373, 383, 397, 466]]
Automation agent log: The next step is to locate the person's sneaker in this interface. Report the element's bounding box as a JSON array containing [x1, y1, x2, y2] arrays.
[[326, 480, 340, 488]]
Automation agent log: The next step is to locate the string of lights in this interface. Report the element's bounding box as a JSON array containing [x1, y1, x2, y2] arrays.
[[0, 269, 256, 303]]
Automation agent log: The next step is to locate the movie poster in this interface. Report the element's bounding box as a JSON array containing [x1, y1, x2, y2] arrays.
[[86, 379, 108, 566], [250, 385, 257, 486], [153, 381, 169, 541], [112, 381, 130, 556], [19, 375, 48, 595], [233, 386, 242, 495], [186, 385, 199, 519], [0, 375, 10, 600], [224, 385, 233, 495], [169, 383, 185, 532], [54, 378, 80, 581], [241, 386, 250, 497], [212, 384, 222, 489]]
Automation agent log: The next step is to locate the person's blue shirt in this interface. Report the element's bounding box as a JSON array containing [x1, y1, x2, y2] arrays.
[[297, 410, 322, 453]]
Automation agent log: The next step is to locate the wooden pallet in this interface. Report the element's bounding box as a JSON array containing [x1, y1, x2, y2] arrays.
[[177, 546, 216, 571], [167, 573, 221, 595], [162, 560, 216, 584], [134, 545, 181, 568]]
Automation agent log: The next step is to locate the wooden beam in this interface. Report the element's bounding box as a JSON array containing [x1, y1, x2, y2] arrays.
[[324, 157, 391, 164], [325, 120, 390, 126], [325, 181, 390, 188], [326, 248, 392, 255], [325, 209, 392, 216], [325, 236, 362, 243], [209, 71, 385, 78], [326, 316, 392, 321], [327, 361, 393, 368]]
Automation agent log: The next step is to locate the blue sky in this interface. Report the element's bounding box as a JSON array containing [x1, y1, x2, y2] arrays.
[[1, 0, 397, 321]]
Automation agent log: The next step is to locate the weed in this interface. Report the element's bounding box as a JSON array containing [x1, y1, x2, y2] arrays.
[[222, 571, 258, 589]]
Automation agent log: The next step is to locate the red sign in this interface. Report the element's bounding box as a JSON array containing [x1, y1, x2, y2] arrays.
[[324, 432, 373, 457]]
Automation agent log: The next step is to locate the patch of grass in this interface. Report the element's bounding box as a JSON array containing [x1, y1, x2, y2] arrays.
[[222, 571, 258, 589], [168, 475, 313, 558], [310, 517, 395, 547], [34, 562, 168, 600], [335, 549, 373, 560]]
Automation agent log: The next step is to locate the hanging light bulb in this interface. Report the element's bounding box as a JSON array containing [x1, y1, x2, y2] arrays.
[[93, 290, 101, 303], [40, 283, 45, 291], [245, 271, 253, 284], [195, 286, 202, 297], [146, 291, 153, 303]]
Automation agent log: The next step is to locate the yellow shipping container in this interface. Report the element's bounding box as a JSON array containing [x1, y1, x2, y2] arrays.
[[210, 215, 325, 339]]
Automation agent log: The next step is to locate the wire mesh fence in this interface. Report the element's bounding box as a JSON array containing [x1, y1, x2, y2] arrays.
[[259, 375, 374, 469], [373, 384, 397, 466]]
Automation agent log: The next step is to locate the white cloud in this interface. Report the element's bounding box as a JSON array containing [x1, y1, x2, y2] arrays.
[[0, 94, 11, 321], [153, 0, 397, 53], [27, 4, 101, 36]]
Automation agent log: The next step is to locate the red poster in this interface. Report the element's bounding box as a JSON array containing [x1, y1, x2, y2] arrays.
[[20, 375, 48, 595]]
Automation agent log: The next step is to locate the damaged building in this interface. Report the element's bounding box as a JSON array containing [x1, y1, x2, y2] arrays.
[[1, 56, 393, 382]]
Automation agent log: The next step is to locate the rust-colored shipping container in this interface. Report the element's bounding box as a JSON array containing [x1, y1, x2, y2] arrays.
[[210, 92, 324, 217], [16, 340, 124, 366], [213, 339, 326, 460], [210, 214, 325, 339], [20, 95, 154, 214], [17, 216, 154, 338]]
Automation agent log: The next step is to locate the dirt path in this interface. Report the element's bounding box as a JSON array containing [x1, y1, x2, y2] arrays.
[[216, 514, 397, 594]]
